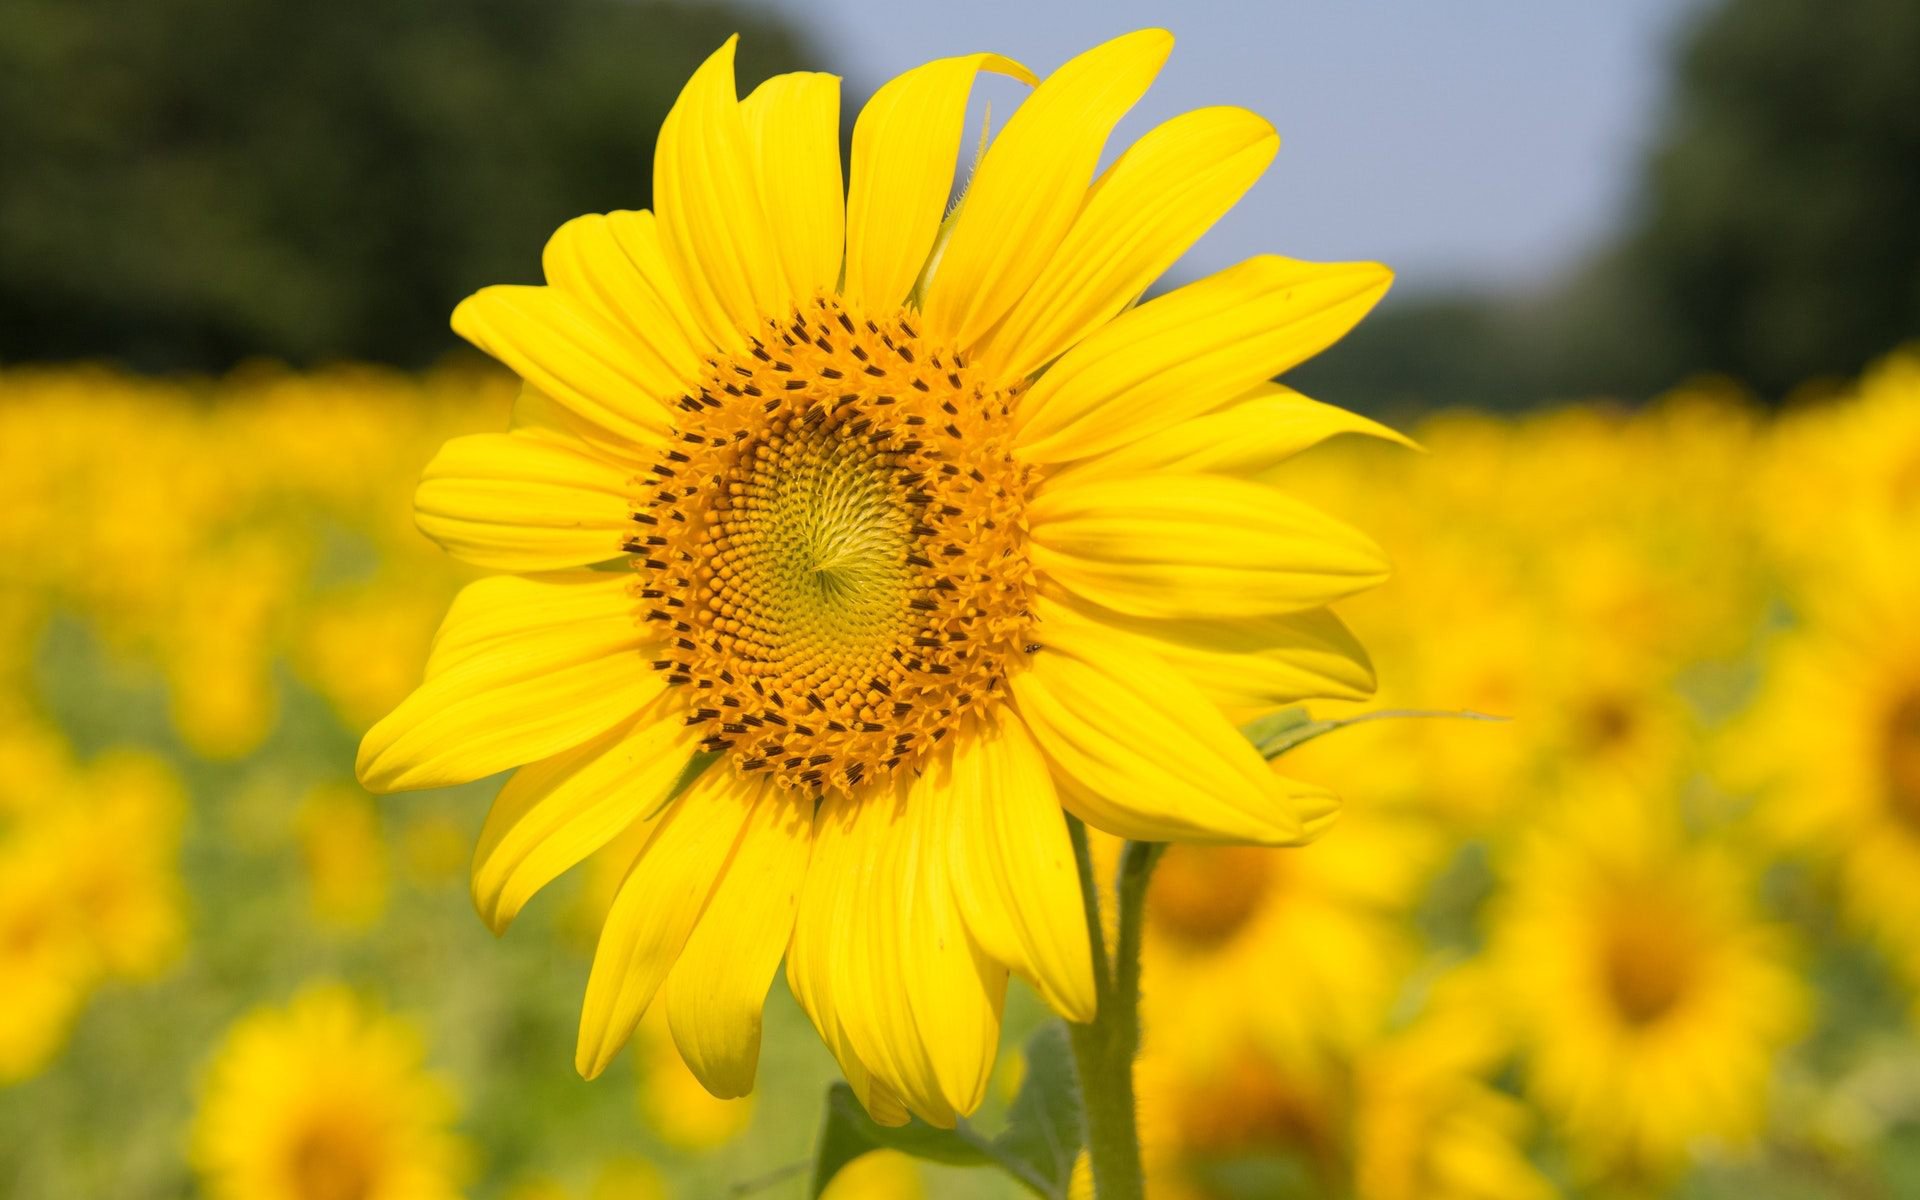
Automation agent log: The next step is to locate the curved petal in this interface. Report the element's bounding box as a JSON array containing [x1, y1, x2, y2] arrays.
[[1058, 383, 1417, 482], [418, 571, 635, 677], [575, 765, 758, 1079], [741, 72, 846, 301], [541, 212, 709, 387], [413, 430, 636, 571], [786, 792, 912, 1127], [1010, 611, 1339, 846], [653, 37, 786, 348], [971, 106, 1277, 381], [900, 766, 1008, 1116], [940, 708, 1095, 1022], [357, 572, 659, 793], [922, 29, 1171, 350], [842, 52, 1035, 313], [1013, 256, 1393, 465], [505, 384, 650, 469], [1036, 594, 1374, 713], [470, 691, 699, 934], [600, 210, 717, 360], [1029, 473, 1389, 620], [451, 285, 679, 450], [788, 784, 1003, 1127], [832, 785, 957, 1125], [664, 781, 813, 1099]]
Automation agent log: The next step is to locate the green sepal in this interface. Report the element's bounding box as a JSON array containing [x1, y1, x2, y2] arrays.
[[1242, 706, 1506, 760], [809, 1022, 1086, 1198], [808, 1085, 990, 1198], [990, 1022, 1084, 1195]]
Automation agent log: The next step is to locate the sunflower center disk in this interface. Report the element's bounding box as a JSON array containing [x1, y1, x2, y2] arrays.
[[1600, 904, 1696, 1026], [631, 297, 1036, 794], [1148, 845, 1278, 947], [1884, 690, 1920, 835], [287, 1124, 377, 1200]]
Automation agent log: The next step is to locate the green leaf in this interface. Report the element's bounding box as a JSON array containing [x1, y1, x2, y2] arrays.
[[809, 1085, 990, 1199], [808, 1023, 1087, 1198], [644, 750, 718, 821], [990, 1022, 1085, 1196], [1242, 707, 1506, 760]]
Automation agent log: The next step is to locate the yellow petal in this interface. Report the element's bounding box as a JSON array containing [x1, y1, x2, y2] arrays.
[[451, 285, 679, 450], [921, 29, 1172, 350], [542, 212, 709, 385], [792, 787, 977, 1126], [653, 37, 786, 348], [1010, 611, 1339, 845], [420, 570, 636, 677], [665, 784, 812, 1098], [972, 106, 1277, 381], [1063, 383, 1417, 482], [900, 766, 1008, 1116], [575, 767, 758, 1080], [786, 792, 910, 1126], [1036, 594, 1374, 714], [413, 431, 635, 571], [505, 384, 647, 468], [470, 693, 698, 933], [842, 52, 1035, 313], [836, 786, 956, 1125], [1013, 256, 1393, 465], [740, 72, 845, 301], [601, 210, 717, 358], [939, 708, 1095, 1022], [1029, 472, 1389, 619], [356, 572, 658, 793]]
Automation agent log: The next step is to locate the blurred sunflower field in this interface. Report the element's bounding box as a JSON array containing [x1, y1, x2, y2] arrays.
[[4, 347, 1919, 1199]]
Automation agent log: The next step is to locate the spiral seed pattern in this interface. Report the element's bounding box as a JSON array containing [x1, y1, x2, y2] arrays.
[[628, 295, 1037, 793]]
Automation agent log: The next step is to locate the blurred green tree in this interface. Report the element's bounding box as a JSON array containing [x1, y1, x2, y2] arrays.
[[0, 0, 808, 371], [1616, 0, 1920, 397]]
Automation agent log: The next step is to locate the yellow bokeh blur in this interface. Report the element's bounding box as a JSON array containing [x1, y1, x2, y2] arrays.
[[4, 349, 1920, 1196]]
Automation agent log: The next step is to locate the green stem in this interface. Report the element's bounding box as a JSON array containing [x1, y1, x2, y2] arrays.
[[1065, 819, 1164, 1200]]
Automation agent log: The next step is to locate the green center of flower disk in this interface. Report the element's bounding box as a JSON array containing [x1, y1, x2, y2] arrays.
[[629, 296, 1038, 794]]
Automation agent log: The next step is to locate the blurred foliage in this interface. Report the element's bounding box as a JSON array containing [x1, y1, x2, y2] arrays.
[[1620, 0, 1920, 398], [1300, 0, 1920, 410], [0, 0, 809, 372], [2, 0, 1910, 405]]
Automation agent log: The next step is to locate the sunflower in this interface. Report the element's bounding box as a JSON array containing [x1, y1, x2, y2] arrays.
[[1733, 538, 1920, 1000], [1131, 981, 1555, 1200], [0, 848, 93, 1084], [296, 785, 391, 932], [357, 29, 1395, 1127], [191, 984, 467, 1200], [1352, 1009, 1559, 1200], [1481, 787, 1806, 1177], [1753, 349, 1920, 572], [0, 731, 186, 1081], [1140, 797, 1442, 1081]]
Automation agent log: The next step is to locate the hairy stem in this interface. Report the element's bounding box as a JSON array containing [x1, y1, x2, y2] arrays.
[[1066, 819, 1163, 1200]]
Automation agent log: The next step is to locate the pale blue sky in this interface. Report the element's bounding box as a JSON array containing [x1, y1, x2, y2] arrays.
[[741, 0, 1709, 295]]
